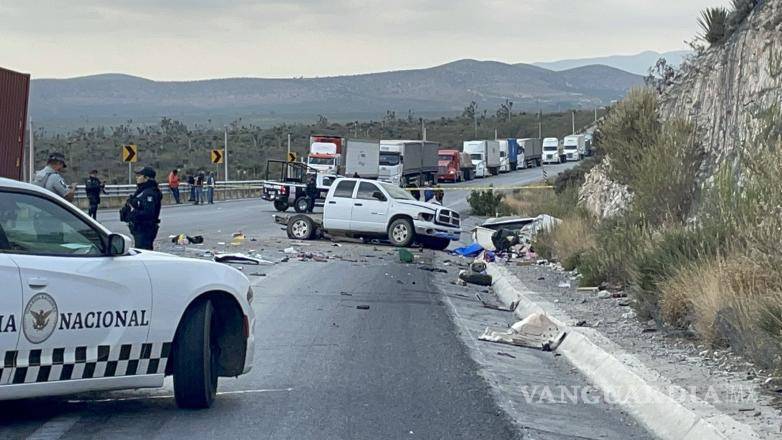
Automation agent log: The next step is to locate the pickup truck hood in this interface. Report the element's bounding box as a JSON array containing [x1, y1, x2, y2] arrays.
[[396, 200, 438, 211]]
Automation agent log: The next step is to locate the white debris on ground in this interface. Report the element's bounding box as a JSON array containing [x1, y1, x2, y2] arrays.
[[479, 312, 567, 351]]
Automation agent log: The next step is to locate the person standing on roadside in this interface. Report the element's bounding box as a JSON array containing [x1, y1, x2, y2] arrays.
[[305, 174, 318, 213], [187, 173, 196, 202], [168, 169, 181, 204], [206, 172, 216, 204], [194, 171, 205, 205], [84, 169, 107, 219], [434, 184, 444, 205], [423, 181, 435, 202], [122, 166, 162, 250], [32, 152, 76, 202]]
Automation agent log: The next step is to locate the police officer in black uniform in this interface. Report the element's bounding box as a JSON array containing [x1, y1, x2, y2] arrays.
[[305, 174, 318, 213], [84, 170, 107, 219], [123, 166, 163, 250]]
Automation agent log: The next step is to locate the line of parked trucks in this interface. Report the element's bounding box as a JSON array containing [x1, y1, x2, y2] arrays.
[[304, 134, 587, 186]]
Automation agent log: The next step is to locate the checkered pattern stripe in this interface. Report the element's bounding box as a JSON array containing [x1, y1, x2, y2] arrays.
[[1, 342, 171, 385]]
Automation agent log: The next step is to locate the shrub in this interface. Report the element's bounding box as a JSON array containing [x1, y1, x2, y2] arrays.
[[532, 215, 596, 270], [503, 185, 579, 220], [662, 256, 782, 369], [698, 7, 729, 44], [553, 157, 597, 195], [467, 189, 505, 216], [577, 215, 647, 288], [598, 88, 703, 226]]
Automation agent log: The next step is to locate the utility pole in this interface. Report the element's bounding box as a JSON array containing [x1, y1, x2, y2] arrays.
[[494, 128, 498, 140], [421, 118, 426, 141], [473, 114, 478, 139], [224, 125, 229, 181], [28, 118, 34, 182], [537, 99, 542, 139], [571, 110, 576, 134], [287, 132, 291, 159]]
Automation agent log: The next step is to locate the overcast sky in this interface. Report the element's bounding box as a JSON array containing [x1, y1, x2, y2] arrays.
[[0, 0, 731, 80]]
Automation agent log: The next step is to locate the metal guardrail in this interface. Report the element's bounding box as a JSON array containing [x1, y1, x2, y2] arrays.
[[73, 180, 265, 200]]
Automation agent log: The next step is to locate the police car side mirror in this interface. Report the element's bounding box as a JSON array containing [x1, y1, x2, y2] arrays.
[[107, 233, 133, 256]]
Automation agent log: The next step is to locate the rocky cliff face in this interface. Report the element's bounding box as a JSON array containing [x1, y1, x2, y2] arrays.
[[659, 0, 782, 180], [581, 0, 782, 218]]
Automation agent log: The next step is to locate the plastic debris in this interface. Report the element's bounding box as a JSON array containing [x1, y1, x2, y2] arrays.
[[398, 248, 414, 264], [453, 242, 483, 257]]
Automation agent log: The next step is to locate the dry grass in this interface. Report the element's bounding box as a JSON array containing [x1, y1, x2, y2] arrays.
[[661, 256, 782, 367]]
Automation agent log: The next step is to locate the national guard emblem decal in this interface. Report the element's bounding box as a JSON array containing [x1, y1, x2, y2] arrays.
[[23, 293, 58, 344]]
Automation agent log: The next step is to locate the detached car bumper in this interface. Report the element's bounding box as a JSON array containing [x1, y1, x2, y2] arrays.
[[413, 220, 461, 241]]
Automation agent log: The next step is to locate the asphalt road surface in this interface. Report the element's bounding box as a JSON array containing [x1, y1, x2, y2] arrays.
[[1, 162, 651, 439]]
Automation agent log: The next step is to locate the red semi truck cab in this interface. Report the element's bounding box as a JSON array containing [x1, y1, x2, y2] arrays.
[[437, 149, 461, 182]]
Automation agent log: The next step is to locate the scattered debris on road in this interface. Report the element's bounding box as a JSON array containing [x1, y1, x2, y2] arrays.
[[496, 351, 517, 359], [356, 305, 370, 310], [480, 313, 567, 351], [476, 294, 518, 312]]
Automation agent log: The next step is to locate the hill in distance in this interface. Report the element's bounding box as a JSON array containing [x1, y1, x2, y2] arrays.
[[30, 59, 643, 129], [533, 50, 692, 76]]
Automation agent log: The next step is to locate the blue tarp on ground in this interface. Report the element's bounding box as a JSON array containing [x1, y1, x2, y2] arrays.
[[453, 242, 483, 257]]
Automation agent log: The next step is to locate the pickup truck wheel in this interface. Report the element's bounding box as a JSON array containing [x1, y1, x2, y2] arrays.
[[388, 218, 415, 247], [173, 299, 218, 409], [274, 200, 289, 212], [293, 196, 309, 213], [287, 214, 315, 240]]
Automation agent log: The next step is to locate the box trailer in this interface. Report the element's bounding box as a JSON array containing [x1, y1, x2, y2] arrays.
[[463, 140, 501, 177], [343, 139, 380, 178], [0, 67, 30, 180], [518, 138, 542, 168]]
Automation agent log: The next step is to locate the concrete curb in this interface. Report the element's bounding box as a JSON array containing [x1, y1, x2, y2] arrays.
[[486, 262, 760, 440]]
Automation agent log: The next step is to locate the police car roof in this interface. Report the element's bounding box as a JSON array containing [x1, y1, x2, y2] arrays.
[[0, 177, 50, 194]]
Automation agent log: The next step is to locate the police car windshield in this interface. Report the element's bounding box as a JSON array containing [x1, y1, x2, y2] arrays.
[[0, 192, 103, 256]]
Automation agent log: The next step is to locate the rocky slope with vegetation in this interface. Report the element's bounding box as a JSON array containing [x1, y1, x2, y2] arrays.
[[500, 0, 782, 377]]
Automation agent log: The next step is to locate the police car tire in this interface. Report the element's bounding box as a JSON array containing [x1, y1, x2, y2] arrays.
[[293, 196, 309, 213], [173, 299, 218, 409], [273, 200, 289, 212]]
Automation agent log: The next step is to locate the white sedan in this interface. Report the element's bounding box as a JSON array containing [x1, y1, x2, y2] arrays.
[[0, 178, 254, 408]]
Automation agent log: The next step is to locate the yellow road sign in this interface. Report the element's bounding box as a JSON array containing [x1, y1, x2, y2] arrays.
[[287, 152, 297, 162], [122, 144, 138, 163], [211, 149, 224, 164]]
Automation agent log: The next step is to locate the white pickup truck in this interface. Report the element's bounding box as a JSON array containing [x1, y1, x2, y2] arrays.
[[274, 178, 461, 250]]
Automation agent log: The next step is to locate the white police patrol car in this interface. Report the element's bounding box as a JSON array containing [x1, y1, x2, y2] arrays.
[[0, 178, 254, 408]]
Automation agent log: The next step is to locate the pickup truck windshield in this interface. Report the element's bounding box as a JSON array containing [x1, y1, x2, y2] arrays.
[[380, 182, 414, 200], [379, 153, 401, 166]]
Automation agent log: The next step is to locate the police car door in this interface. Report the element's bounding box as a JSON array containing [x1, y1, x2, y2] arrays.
[[0, 254, 22, 386], [1, 190, 153, 387]]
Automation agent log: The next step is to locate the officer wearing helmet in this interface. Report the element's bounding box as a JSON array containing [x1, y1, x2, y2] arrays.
[[121, 166, 163, 250], [32, 152, 76, 202]]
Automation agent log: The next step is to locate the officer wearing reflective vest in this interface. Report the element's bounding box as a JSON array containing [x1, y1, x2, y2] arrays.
[[121, 166, 163, 250]]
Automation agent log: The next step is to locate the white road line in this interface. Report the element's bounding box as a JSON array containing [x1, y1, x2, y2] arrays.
[[26, 415, 80, 440], [65, 387, 294, 404]]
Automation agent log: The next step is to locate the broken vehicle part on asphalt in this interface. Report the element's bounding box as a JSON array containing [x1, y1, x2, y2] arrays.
[[479, 313, 567, 351]]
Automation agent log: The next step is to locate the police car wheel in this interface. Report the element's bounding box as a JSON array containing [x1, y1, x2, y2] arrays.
[[173, 299, 219, 409], [388, 218, 414, 247], [273, 200, 289, 212], [293, 196, 309, 213]]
